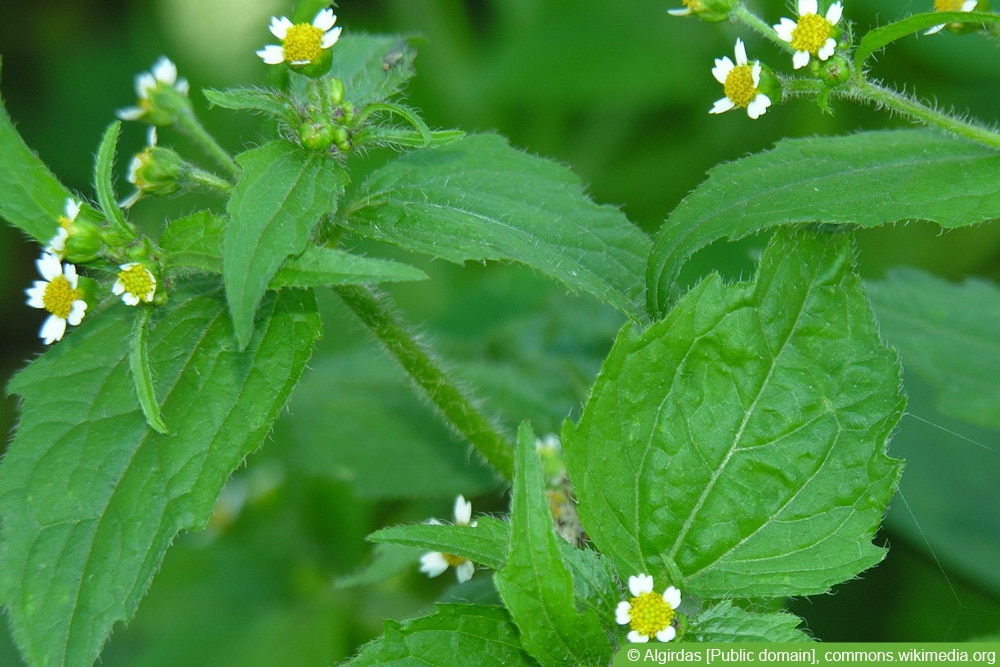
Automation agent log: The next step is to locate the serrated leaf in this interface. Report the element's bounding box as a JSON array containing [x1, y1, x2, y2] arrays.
[[690, 601, 812, 642], [0, 280, 321, 667], [345, 134, 651, 321], [225, 141, 347, 348], [0, 61, 75, 243], [566, 230, 905, 599], [369, 515, 509, 571], [93, 121, 129, 233], [496, 423, 609, 667], [647, 130, 1000, 317], [867, 269, 1000, 430], [271, 246, 427, 287], [345, 604, 535, 667]]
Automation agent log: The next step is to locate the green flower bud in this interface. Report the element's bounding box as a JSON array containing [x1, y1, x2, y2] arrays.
[[333, 127, 351, 152], [62, 217, 103, 264], [299, 120, 337, 151], [669, 0, 737, 22], [326, 77, 345, 107], [811, 53, 852, 87]]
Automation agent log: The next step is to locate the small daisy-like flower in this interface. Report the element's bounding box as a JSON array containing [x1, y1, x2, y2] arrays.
[[419, 495, 477, 583], [616, 574, 682, 643], [256, 8, 342, 66], [25, 253, 88, 345], [925, 0, 978, 34], [710, 39, 773, 120], [117, 56, 190, 122], [774, 0, 844, 69], [44, 198, 83, 258], [113, 262, 157, 306]]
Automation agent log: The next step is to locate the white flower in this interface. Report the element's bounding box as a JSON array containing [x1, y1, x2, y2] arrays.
[[256, 8, 342, 66], [117, 56, 189, 121], [925, 0, 978, 34], [44, 198, 82, 258], [122, 127, 159, 208], [25, 253, 87, 344], [418, 495, 476, 583], [112, 262, 157, 306], [774, 0, 844, 69], [710, 39, 772, 120], [615, 574, 682, 643]]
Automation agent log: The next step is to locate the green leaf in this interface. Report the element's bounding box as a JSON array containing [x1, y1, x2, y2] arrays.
[[566, 230, 905, 598], [369, 515, 509, 571], [224, 141, 347, 348], [647, 130, 1000, 317], [345, 134, 651, 321], [336, 543, 426, 589], [495, 423, 609, 667], [867, 269, 1000, 430], [345, 604, 535, 667], [128, 307, 168, 434], [690, 601, 812, 642], [855, 12, 1000, 70], [93, 121, 129, 233], [203, 87, 298, 126], [271, 246, 427, 287], [0, 60, 75, 243], [326, 34, 418, 108], [0, 280, 321, 667], [160, 210, 225, 275]]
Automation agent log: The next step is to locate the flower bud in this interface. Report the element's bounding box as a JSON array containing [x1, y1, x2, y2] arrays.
[[811, 53, 852, 87], [62, 217, 104, 264], [669, 0, 738, 22], [299, 119, 337, 151]]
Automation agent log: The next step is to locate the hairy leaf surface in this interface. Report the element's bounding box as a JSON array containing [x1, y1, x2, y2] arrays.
[[225, 141, 346, 347], [0, 281, 321, 667], [567, 230, 905, 598], [345, 134, 651, 321], [647, 130, 1000, 317]]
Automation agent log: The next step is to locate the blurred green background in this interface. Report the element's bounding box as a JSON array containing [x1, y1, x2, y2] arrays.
[[1, 0, 999, 664]]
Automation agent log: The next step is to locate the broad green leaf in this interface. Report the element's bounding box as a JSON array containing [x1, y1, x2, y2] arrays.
[[647, 130, 1000, 317], [867, 269, 1000, 430], [345, 134, 651, 321], [271, 246, 427, 287], [0, 60, 75, 243], [495, 423, 609, 667], [566, 230, 905, 598], [855, 12, 1000, 70], [0, 280, 321, 667], [369, 515, 509, 571], [275, 348, 499, 499], [690, 602, 812, 642], [225, 141, 347, 347], [345, 604, 535, 667], [325, 34, 418, 108], [559, 546, 621, 631]]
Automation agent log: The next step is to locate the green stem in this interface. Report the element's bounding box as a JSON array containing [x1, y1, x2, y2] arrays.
[[174, 110, 240, 178], [730, 4, 794, 53], [847, 79, 1000, 150], [182, 165, 233, 195], [335, 284, 515, 481]]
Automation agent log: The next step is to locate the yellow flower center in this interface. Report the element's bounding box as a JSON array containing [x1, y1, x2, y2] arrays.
[[119, 265, 155, 302], [790, 13, 833, 54], [724, 65, 758, 108], [282, 23, 325, 63], [43, 275, 80, 319], [628, 591, 675, 639], [442, 553, 468, 567], [682, 0, 703, 9], [57, 215, 73, 231], [933, 0, 968, 9]]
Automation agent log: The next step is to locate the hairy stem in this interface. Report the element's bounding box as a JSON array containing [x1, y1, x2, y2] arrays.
[[174, 110, 240, 178], [730, 4, 794, 53], [335, 284, 515, 481], [846, 79, 1000, 150]]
